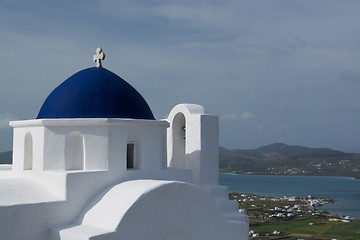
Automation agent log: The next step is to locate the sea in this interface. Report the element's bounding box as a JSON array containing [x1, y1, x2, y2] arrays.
[[219, 173, 360, 219]]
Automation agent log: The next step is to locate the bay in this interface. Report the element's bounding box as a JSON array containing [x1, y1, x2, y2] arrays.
[[219, 173, 360, 219]]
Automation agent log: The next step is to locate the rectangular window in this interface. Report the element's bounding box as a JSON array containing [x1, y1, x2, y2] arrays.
[[127, 143, 135, 169]]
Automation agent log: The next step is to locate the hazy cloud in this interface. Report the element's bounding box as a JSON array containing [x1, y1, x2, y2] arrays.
[[277, 124, 291, 131], [0, 113, 17, 129], [338, 70, 360, 83], [221, 112, 254, 122], [1, 0, 360, 152], [270, 33, 306, 57]]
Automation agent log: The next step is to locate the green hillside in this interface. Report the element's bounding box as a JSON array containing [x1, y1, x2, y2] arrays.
[[220, 143, 360, 179]]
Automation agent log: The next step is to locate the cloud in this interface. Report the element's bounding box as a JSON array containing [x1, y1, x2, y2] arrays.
[[152, 2, 240, 31], [277, 124, 290, 131], [1, 0, 360, 152], [338, 70, 360, 83], [270, 33, 307, 57], [221, 112, 254, 122], [0, 113, 17, 129], [240, 112, 255, 121]]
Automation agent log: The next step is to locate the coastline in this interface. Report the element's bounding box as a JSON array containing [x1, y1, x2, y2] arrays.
[[232, 192, 359, 239], [221, 170, 360, 180], [233, 192, 352, 220], [223, 171, 359, 180], [219, 173, 360, 219]]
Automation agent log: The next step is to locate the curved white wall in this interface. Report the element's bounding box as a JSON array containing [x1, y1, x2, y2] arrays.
[[58, 180, 241, 240]]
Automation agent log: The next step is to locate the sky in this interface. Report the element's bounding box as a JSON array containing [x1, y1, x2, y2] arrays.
[[0, 0, 359, 153]]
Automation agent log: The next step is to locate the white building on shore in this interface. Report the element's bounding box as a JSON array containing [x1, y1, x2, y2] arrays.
[[0, 48, 249, 240]]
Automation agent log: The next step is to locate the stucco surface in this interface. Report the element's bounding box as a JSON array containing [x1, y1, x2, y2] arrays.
[[58, 180, 238, 240], [0, 178, 60, 205], [3, 105, 248, 240]]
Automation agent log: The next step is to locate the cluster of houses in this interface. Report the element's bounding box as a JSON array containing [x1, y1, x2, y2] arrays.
[[328, 216, 351, 223], [249, 230, 281, 239], [238, 194, 345, 220], [236, 193, 353, 239], [231, 192, 354, 239]]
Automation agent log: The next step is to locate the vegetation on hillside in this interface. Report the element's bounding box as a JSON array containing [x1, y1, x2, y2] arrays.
[[231, 192, 360, 240], [220, 143, 360, 179]]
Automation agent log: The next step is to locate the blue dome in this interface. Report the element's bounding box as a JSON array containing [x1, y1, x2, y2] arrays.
[[37, 67, 155, 120]]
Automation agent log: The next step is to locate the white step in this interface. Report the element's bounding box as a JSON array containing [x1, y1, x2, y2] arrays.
[[59, 225, 113, 240]]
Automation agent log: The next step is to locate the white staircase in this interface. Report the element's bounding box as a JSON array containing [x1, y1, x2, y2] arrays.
[[201, 185, 249, 239]]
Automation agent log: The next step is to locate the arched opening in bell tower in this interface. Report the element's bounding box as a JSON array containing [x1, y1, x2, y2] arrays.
[[170, 112, 186, 168]]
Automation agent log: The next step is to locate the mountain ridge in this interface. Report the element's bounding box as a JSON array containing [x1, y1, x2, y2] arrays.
[[220, 143, 360, 179]]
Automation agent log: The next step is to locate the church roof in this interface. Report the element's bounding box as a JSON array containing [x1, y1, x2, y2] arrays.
[[37, 67, 155, 120]]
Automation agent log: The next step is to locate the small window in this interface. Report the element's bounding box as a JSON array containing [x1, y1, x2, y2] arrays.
[[127, 143, 135, 169]]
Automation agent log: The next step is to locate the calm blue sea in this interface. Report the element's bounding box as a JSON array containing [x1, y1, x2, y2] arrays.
[[219, 173, 360, 219]]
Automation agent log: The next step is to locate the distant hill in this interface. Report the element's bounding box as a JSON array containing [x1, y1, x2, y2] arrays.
[[220, 143, 360, 179], [0, 151, 12, 164]]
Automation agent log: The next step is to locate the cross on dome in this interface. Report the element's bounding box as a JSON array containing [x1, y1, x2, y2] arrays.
[[93, 47, 105, 67]]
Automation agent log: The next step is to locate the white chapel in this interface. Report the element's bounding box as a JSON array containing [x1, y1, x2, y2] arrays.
[[0, 48, 249, 240]]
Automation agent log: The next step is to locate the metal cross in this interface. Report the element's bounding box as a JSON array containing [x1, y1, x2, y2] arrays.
[[93, 47, 105, 67]]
